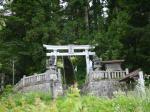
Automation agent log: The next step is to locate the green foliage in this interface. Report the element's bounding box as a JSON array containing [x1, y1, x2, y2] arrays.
[[74, 57, 86, 86], [95, 11, 129, 60], [0, 87, 150, 112], [1, 85, 13, 96], [0, 0, 150, 85]]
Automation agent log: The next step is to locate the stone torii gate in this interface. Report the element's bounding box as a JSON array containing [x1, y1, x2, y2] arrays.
[[43, 44, 95, 75]]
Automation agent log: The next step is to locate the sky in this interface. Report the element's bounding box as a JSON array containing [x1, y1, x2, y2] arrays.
[[0, 0, 4, 9], [59, 0, 108, 17], [0, 0, 108, 17]]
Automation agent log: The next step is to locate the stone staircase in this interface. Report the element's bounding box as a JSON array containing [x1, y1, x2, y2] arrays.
[[14, 67, 63, 98]]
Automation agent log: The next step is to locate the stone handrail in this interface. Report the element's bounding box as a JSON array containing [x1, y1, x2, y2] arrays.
[[89, 70, 128, 81], [14, 69, 61, 91]]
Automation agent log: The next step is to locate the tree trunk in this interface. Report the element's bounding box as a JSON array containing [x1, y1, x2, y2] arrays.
[[93, 0, 98, 30], [85, 0, 89, 30], [63, 57, 75, 85]]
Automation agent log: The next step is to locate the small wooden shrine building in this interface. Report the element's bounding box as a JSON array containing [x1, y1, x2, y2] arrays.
[[101, 60, 124, 71]]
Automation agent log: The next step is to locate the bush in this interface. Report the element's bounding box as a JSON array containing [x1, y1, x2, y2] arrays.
[[0, 86, 150, 112], [1, 85, 14, 97]]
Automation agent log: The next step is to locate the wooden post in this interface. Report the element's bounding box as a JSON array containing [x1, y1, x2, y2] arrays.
[[1, 73, 5, 91], [12, 59, 15, 85]]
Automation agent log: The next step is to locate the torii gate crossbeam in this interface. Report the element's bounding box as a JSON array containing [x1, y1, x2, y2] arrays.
[[43, 44, 95, 75]]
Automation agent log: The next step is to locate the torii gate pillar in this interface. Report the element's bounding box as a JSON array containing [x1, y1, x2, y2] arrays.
[[85, 49, 90, 75]]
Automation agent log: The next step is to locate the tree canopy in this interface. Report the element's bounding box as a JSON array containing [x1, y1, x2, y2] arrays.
[[0, 0, 150, 84]]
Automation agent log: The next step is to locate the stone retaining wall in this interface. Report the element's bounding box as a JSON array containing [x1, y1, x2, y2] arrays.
[[15, 68, 63, 98], [82, 80, 126, 97], [20, 80, 63, 96]]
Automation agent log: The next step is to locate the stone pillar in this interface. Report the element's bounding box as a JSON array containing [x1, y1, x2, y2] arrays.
[[46, 58, 48, 68], [50, 79, 56, 100], [125, 68, 129, 74], [53, 50, 57, 66], [138, 71, 145, 95], [23, 75, 26, 87], [85, 49, 90, 75], [57, 69, 62, 82]]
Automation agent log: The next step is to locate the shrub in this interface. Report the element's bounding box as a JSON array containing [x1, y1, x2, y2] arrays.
[[0, 86, 150, 112]]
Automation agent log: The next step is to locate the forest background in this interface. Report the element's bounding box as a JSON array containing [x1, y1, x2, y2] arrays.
[[0, 0, 150, 85]]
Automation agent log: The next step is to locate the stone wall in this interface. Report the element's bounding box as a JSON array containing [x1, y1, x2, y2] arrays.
[[19, 79, 63, 96], [82, 80, 126, 97], [15, 68, 63, 98], [81, 69, 127, 97]]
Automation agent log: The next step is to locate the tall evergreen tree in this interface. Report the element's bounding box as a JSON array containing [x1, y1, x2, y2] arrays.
[[0, 0, 62, 84], [0, 0, 150, 85]]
